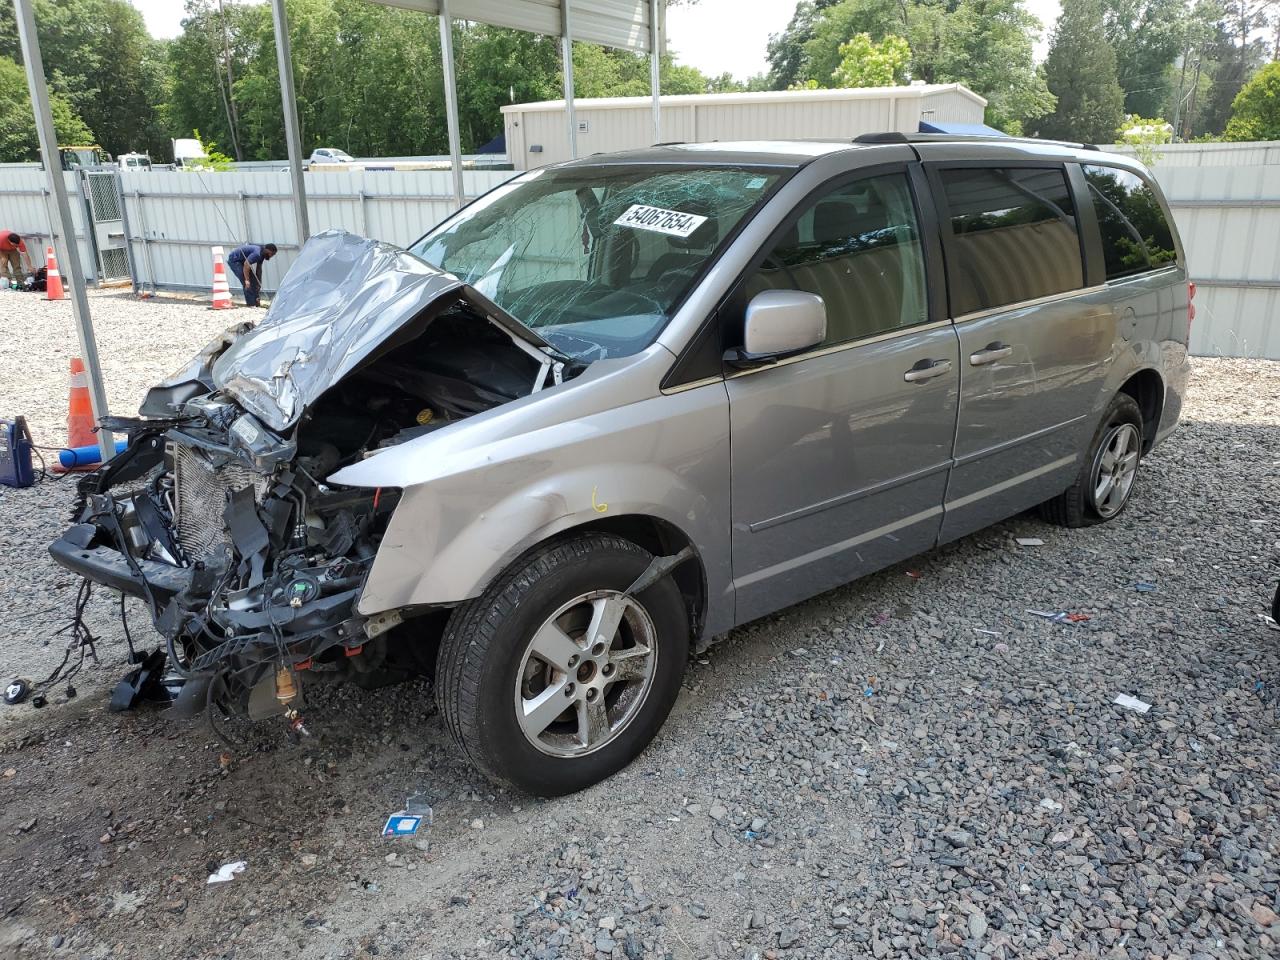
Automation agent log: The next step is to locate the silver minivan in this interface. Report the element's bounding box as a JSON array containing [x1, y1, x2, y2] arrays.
[[53, 135, 1191, 795]]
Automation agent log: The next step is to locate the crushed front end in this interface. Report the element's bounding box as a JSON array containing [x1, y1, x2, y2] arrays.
[[47, 229, 571, 726], [51, 399, 402, 723]]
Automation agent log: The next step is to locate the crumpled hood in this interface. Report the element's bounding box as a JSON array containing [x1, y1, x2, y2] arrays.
[[211, 229, 552, 432]]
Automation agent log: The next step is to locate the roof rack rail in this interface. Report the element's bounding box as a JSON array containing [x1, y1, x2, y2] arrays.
[[853, 131, 1100, 151]]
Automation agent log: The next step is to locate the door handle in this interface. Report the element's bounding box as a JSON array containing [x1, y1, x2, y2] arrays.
[[903, 359, 953, 383], [969, 343, 1014, 366]]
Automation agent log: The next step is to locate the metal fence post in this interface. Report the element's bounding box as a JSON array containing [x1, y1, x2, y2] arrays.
[[112, 168, 140, 294], [562, 1, 578, 160], [649, 0, 662, 143], [271, 0, 311, 245], [13, 0, 114, 460], [439, 0, 466, 209]]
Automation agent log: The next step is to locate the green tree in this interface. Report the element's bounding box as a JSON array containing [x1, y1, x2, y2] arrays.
[[1039, 0, 1126, 143], [167, 0, 262, 160], [802, 0, 901, 82], [1116, 114, 1172, 164], [332, 0, 447, 156], [705, 72, 748, 93], [233, 0, 341, 160], [1224, 60, 1280, 139], [766, 0, 847, 90], [1196, 1, 1271, 137], [762, 0, 1053, 132], [0, 0, 168, 158], [0, 56, 95, 162], [929, 0, 1056, 133], [1101, 0, 1189, 117], [832, 33, 910, 87]]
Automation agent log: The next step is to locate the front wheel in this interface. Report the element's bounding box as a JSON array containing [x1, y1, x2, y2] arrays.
[[436, 533, 689, 796], [1040, 392, 1144, 527]]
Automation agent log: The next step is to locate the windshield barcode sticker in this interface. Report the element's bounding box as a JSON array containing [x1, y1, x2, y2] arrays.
[[614, 204, 709, 238]]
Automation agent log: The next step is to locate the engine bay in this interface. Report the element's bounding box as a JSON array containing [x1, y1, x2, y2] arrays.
[[51, 301, 573, 733]]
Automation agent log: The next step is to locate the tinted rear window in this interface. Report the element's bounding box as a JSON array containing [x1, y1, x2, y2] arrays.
[[1083, 165, 1177, 280], [939, 166, 1084, 315]]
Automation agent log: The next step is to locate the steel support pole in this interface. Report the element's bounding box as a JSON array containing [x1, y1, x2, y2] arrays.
[[13, 0, 114, 460], [649, 0, 662, 142], [439, 0, 466, 208], [562, 1, 578, 159], [271, 0, 310, 245]]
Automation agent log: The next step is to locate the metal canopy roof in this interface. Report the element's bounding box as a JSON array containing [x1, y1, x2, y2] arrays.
[[363, 0, 666, 206], [367, 0, 662, 53]]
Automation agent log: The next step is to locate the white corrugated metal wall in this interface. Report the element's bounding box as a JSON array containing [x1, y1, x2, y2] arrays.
[[1107, 141, 1280, 358], [503, 86, 987, 169], [1, 167, 98, 280], [1146, 162, 1280, 359], [0, 167, 515, 291], [118, 168, 514, 292], [1121, 141, 1280, 167], [919, 88, 987, 124]]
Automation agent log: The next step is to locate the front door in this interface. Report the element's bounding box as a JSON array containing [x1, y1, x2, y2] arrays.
[[726, 168, 960, 623], [925, 161, 1115, 541]]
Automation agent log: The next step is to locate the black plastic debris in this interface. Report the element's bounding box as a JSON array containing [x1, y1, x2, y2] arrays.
[[109, 648, 173, 712]]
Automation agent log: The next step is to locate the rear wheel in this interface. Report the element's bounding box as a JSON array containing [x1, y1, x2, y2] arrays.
[[436, 533, 688, 796], [1040, 393, 1144, 527]]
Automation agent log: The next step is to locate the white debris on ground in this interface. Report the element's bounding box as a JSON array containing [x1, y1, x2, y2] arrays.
[[0, 286, 1278, 960]]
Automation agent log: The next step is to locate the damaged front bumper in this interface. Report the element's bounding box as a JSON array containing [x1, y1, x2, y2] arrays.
[[46, 229, 574, 722], [49, 415, 399, 721]]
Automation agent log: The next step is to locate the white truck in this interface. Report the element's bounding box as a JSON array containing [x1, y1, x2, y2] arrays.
[[171, 138, 210, 170], [117, 152, 152, 171]]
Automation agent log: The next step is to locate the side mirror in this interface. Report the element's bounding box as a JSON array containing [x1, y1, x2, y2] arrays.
[[725, 290, 827, 368]]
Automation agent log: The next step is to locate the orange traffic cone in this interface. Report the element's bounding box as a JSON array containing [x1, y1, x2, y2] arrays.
[[210, 246, 233, 309], [66, 357, 96, 449], [46, 245, 66, 300]]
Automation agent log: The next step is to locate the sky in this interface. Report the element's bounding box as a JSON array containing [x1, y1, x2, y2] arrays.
[[129, 0, 1065, 73]]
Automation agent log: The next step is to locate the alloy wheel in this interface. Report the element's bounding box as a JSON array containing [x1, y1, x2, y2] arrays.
[[513, 590, 657, 757], [1090, 422, 1140, 518]]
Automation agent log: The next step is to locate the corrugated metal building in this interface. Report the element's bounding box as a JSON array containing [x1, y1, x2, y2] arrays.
[[501, 84, 987, 169]]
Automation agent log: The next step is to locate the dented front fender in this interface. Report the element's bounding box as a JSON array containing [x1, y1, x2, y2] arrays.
[[329, 352, 734, 638], [354, 462, 713, 615]]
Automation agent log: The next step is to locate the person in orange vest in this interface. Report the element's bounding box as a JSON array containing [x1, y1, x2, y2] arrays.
[[1, 232, 32, 288]]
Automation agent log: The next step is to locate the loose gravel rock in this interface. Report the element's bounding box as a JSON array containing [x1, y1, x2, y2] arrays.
[[0, 289, 234, 702], [0, 288, 1277, 960]]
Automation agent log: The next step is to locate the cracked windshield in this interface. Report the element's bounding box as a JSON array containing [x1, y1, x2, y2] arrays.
[[410, 165, 783, 360]]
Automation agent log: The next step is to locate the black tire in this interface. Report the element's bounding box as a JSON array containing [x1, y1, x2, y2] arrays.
[[436, 533, 689, 796], [1039, 392, 1144, 528]]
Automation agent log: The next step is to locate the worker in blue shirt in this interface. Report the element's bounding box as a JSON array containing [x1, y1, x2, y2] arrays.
[[226, 241, 277, 306]]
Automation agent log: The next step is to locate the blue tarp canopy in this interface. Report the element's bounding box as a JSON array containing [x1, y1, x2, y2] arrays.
[[919, 120, 1009, 137], [476, 132, 506, 154]]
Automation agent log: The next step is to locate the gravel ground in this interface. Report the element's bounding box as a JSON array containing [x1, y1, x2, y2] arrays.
[[0, 288, 239, 695], [0, 289, 1278, 960]]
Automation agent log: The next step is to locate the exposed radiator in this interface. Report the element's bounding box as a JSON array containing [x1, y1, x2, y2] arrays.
[[170, 442, 268, 561]]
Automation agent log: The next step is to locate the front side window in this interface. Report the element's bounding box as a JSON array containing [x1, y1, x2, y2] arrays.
[[411, 165, 782, 361], [743, 172, 928, 346], [940, 166, 1083, 316], [1083, 165, 1177, 280]]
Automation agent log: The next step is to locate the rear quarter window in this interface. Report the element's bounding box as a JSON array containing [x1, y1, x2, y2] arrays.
[[1083, 165, 1178, 280], [939, 166, 1084, 316]]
